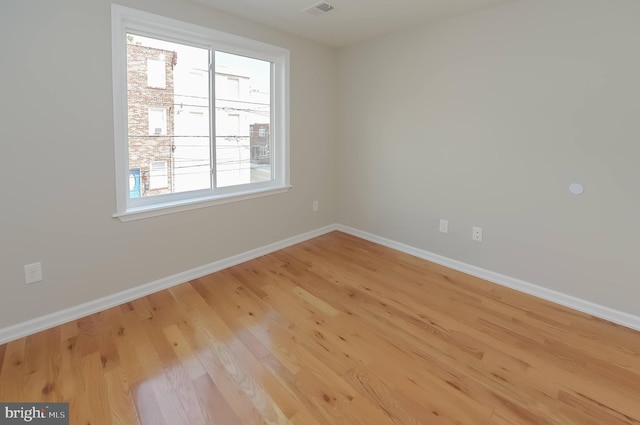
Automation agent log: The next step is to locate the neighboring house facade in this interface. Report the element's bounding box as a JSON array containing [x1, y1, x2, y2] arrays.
[[126, 43, 177, 198]]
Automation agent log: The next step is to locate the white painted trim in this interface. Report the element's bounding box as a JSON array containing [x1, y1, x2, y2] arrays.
[[335, 224, 640, 332], [114, 186, 292, 222], [0, 224, 338, 345], [3, 223, 639, 344]]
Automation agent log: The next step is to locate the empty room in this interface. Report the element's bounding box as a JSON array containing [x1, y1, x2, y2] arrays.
[[1, 0, 639, 424]]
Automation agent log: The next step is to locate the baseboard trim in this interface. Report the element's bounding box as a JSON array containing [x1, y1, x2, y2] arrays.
[[335, 224, 640, 332], [0, 224, 339, 345], [3, 222, 638, 344]]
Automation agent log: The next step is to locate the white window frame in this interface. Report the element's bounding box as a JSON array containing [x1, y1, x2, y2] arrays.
[[111, 4, 290, 221]]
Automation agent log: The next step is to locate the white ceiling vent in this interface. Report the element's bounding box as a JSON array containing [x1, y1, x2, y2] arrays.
[[303, 1, 336, 16]]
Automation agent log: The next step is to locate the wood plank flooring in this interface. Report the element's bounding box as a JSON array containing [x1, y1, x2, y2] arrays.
[[1, 231, 639, 424]]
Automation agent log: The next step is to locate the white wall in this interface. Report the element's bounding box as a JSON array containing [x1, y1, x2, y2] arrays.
[[0, 0, 338, 328], [3, 0, 640, 331], [338, 0, 640, 316]]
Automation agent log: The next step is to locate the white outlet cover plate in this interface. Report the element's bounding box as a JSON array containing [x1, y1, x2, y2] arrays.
[[24, 262, 43, 284]]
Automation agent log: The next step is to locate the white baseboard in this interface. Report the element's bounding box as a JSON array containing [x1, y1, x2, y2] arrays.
[[2, 222, 638, 344], [0, 225, 339, 345], [335, 224, 640, 332]]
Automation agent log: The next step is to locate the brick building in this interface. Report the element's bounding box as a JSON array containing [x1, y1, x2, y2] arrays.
[[250, 123, 270, 164], [126, 43, 177, 197]]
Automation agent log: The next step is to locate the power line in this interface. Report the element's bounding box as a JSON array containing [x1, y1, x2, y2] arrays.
[[172, 93, 270, 107]]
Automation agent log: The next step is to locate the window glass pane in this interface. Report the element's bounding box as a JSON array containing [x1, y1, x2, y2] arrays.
[[126, 33, 210, 198], [215, 51, 272, 188]]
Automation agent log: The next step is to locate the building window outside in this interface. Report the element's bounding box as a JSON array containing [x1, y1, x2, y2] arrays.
[[147, 57, 166, 88], [148, 108, 167, 135], [112, 5, 290, 220], [226, 77, 240, 98], [149, 161, 169, 189]]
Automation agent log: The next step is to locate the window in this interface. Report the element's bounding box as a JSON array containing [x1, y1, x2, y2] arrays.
[[148, 108, 166, 135], [225, 77, 240, 98], [149, 161, 168, 189], [147, 57, 166, 88], [112, 5, 290, 221]]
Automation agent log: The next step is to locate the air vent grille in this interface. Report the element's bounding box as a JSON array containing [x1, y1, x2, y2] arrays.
[[303, 1, 336, 16]]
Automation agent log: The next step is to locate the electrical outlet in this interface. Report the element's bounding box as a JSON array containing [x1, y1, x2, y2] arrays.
[[24, 262, 43, 284], [439, 219, 448, 233], [313, 200, 319, 212], [472, 227, 483, 242]]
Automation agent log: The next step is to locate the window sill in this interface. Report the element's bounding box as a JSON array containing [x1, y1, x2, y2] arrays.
[[113, 185, 292, 222]]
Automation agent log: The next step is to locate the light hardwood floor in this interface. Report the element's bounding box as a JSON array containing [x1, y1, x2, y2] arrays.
[[1, 231, 640, 425]]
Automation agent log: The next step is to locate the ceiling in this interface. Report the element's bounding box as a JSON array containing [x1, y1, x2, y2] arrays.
[[193, 0, 513, 47]]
